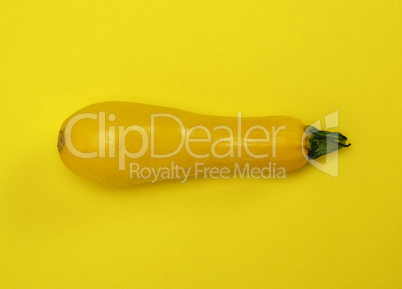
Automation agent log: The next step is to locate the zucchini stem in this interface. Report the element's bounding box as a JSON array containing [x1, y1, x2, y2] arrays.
[[57, 129, 65, 152], [305, 126, 351, 159]]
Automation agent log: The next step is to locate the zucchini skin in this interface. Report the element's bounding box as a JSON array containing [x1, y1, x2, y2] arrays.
[[58, 102, 307, 185]]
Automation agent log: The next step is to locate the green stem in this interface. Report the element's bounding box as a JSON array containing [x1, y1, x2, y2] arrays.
[[306, 126, 351, 159]]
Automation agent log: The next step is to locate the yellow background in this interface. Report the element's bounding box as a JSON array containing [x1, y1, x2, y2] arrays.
[[1, 1, 401, 288]]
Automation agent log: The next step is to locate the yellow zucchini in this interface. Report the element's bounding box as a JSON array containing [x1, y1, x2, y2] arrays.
[[57, 102, 350, 185]]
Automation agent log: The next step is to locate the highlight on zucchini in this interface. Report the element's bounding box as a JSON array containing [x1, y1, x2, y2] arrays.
[[57, 102, 350, 185]]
